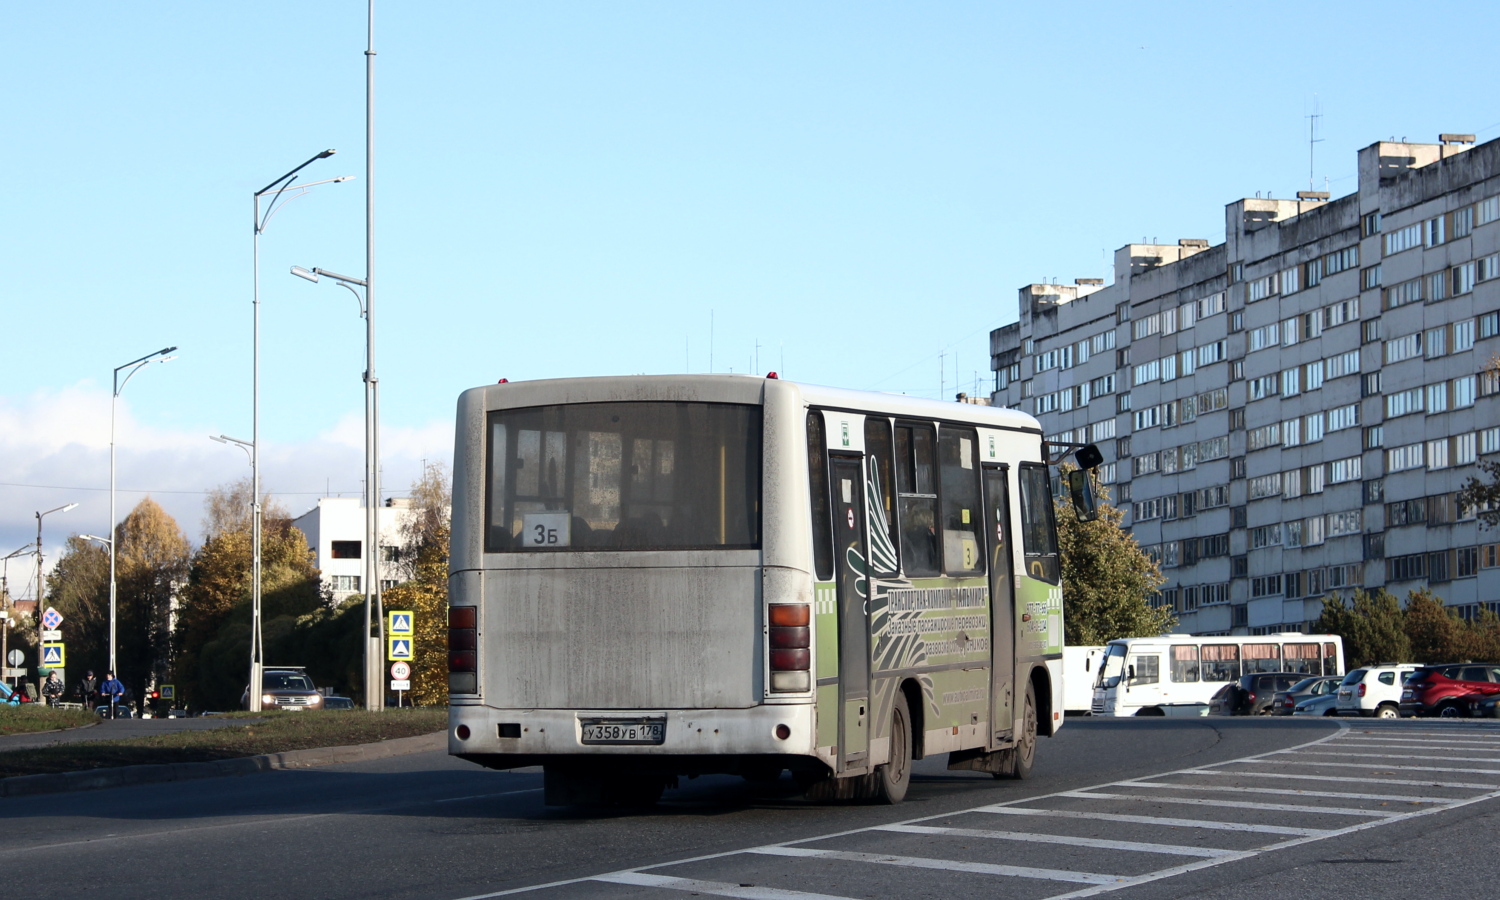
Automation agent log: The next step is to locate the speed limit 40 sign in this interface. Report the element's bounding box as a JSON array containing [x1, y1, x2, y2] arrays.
[[390, 661, 411, 680]]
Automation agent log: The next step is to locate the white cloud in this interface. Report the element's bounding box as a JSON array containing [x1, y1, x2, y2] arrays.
[[0, 386, 453, 591]]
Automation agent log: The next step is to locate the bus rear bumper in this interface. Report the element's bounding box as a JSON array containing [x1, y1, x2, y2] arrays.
[[448, 703, 817, 769]]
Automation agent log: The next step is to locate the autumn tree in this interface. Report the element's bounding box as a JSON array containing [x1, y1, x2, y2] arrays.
[[1314, 588, 1411, 669], [114, 498, 192, 704], [1055, 469, 1173, 646], [1402, 588, 1466, 664], [45, 536, 111, 683], [380, 463, 451, 705]]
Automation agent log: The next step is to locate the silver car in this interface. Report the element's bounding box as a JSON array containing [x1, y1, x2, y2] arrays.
[[1292, 693, 1340, 716]]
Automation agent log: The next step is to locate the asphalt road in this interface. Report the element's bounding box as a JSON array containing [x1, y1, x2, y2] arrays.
[[5, 717, 1498, 900]]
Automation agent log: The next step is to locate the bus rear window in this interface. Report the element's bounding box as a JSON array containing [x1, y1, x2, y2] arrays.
[[485, 402, 761, 552], [1018, 463, 1059, 584]]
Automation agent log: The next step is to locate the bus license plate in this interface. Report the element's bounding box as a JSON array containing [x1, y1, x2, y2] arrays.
[[580, 719, 666, 745]]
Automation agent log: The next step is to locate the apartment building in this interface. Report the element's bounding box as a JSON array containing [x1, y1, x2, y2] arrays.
[[291, 497, 412, 602], [991, 134, 1500, 635]]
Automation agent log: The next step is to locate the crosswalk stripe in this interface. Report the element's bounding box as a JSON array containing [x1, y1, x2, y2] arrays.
[[1182, 768, 1498, 790], [1286, 749, 1500, 764], [1239, 758, 1500, 776], [595, 872, 859, 900], [748, 846, 1125, 885], [1058, 790, 1399, 818], [875, 824, 1236, 857], [1327, 742, 1500, 754], [1116, 780, 1449, 804], [1338, 736, 1500, 746], [973, 805, 1327, 836]]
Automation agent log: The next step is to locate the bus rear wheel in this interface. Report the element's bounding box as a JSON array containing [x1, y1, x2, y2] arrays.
[[873, 693, 912, 804], [994, 681, 1036, 780]]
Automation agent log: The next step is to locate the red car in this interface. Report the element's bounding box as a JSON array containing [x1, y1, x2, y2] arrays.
[[1400, 664, 1500, 717]]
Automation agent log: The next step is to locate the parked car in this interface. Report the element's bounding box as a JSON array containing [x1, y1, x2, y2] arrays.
[[1292, 693, 1341, 716], [1335, 664, 1422, 718], [1209, 673, 1305, 716], [241, 667, 325, 711], [323, 695, 355, 711], [1400, 664, 1500, 717], [1271, 676, 1342, 716], [1468, 693, 1500, 718]]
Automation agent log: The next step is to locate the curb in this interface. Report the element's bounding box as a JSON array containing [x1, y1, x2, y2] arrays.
[[0, 721, 100, 744], [0, 730, 446, 798]]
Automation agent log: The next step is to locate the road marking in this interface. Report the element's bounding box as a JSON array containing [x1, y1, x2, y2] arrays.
[[1181, 768, 1500, 790], [973, 806, 1328, 836], [1284, 749, 1500, 764], [1325, 742, 1500, 754], [596, 872, 859, 900], [1056, 790, 1400, 818], [875, 824, 1237, 858], [749, 846, 1127, 885], [1338, 736, 1500, 746], [1241, 758, 1500, 776], [1115, 780, 1448, 804]]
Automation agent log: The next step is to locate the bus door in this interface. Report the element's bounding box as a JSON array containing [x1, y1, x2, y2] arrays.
[[983, 464, 1015, 746], [829, 455, 870, 771]]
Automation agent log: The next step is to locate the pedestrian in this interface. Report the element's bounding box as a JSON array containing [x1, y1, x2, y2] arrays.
[[77, 670, 98, 709], [41, 671, 64, 707], [99, 670, 125, 719]]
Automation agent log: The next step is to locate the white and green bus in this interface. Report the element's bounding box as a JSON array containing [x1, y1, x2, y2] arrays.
[[447, 375, 1086, 805]]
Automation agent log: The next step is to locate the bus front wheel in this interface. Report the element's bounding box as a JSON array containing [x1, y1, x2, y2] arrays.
[[874, 693, 912, 804], [995, 681, 1037, 780]]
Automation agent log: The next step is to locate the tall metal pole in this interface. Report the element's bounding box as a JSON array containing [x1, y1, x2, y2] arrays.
[[251, 188, 264, 713], [34, 504, 76, 684], [364, 0, 384, 712]]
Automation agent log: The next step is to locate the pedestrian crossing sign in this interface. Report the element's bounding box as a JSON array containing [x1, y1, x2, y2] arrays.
[[387, 610, 414, 636], [41, 643, 65, 667], [387, 638, 413, 661]]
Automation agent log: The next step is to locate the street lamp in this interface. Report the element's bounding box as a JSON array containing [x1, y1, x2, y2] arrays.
[[252, 152, 353, 713], [290, 264, 383, 710], [35, 503, 78, 680], [1, 543, 35, 687], [109, 347, 176, 676]]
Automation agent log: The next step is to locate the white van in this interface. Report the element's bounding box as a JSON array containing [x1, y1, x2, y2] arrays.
[[1063, 646, 1104, 714]]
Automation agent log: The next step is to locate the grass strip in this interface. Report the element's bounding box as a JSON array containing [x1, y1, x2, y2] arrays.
[[0, 706, 99, 736], [0, 708, 446, 779]]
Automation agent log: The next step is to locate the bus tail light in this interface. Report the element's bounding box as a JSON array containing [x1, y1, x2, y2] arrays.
[[769, 604, 810, 692], [449, 606, 478, 694]]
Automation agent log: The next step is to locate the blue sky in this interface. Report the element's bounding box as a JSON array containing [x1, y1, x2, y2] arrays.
[[2, 2, 1496, 573]]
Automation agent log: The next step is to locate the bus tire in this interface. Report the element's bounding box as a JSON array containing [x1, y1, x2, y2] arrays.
[[873, 693, 912, 804], [995, 680, 1037, 780]]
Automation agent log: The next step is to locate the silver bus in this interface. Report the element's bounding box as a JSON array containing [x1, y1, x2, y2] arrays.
[[447, 375, 1076, 805]]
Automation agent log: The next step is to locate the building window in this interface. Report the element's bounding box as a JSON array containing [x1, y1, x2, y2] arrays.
[[1362, 265, 1382, 290], [1362, 211, 1382, 236], [1229, 408, 1246, 431], [331, 540, 362, 559], [330, 574, 362, 592], [1363, 319, 1382, 344], [1458, 547, 1479, 578], [1230, 458, 1246, 480]]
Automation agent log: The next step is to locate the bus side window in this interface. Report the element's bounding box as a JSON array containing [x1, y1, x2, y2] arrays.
[[1323, 642, 1338, 676], [1017, 463, 1060, 584], [1170, 645, 1199, 682], [807, 412, 834, 581], [938, 426, 984, 576], [895, 422, 939, 577], [1201, 644, 1239, 682], [865, 418, 899, 577]]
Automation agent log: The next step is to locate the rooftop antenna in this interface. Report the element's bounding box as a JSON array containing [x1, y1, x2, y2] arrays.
[[1307, 98, 1324, 193]]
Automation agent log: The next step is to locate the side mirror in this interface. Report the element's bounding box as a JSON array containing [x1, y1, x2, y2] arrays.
[[1085, 657, 1092, 672], [1127, 664, 1136, 680], [1067, 469, 1099, 522]]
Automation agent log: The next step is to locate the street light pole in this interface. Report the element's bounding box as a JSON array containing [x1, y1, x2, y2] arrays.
[[365, 0, 384, 712], [110, 347, 176, 676], [1, 544, 34, 687], [290, 263, 382, 710], [35, 503, 78, 684], [252, 151, 347, 713]]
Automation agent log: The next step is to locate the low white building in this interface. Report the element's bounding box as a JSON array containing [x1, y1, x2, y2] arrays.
[[291, 498, 412, 602]]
